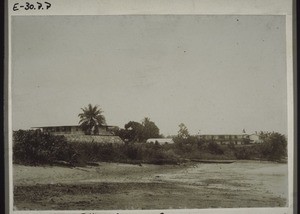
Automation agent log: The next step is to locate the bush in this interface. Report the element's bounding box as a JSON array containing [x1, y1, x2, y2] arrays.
[[13, 130, 76, 165], [14, 130, 287, 166], [234, 146, 254, 159], [173, 136, 204, 156], [123, 142, 179, 164], [207, 142, 224, 155], [71, 142, 127, 163], [260, 132, 287, 161], [227, 142, 236, 150]]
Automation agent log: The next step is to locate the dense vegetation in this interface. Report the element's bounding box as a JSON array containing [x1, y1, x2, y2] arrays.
[[13, 104, 287, 166], [13, 129, 287, 166], [115, 117, 162, 142], [13, 130, 76, 165]]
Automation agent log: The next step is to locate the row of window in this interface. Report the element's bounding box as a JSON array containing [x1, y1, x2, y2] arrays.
[[201, 135, 247, 140], [43, 127, 80, 132]]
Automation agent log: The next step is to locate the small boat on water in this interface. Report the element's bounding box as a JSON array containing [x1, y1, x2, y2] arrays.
[[191, 159, 236, 164]]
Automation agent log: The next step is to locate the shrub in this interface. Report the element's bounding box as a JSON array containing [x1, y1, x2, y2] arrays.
[[13, 130, 76, 165], [207, 142, 224, 155], [234, 146, 252, 159], [233, 145, 262, 160], [227, 142, 236, 150], [71, 142, 127, 163], [125, 143, 140, 160], [15, 130, 287, 166], [173, 136, 203, 156], [260, 132, 287, 161]]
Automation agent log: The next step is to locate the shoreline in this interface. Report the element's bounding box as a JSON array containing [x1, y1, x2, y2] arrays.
[[13, 161, 288, 210]]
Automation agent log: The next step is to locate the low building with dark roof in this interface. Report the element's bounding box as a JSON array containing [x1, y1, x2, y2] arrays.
[[32, 125, 124, 144], [32, 125, 116, 136]]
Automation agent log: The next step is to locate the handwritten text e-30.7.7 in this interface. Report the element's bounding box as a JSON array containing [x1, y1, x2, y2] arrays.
[[13, 2, 51, 11]]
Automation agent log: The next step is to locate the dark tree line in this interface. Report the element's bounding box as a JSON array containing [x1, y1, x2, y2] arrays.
[[13, 130, 76, 165], [77, 104, 161, 142], [259, 132, 287, 161], [115, 117, 161, 142], [13, 104, 288, 166], [13, 129, 287, 166]]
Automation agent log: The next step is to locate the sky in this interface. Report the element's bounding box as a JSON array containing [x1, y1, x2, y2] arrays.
[[11, 15, 287, 136]]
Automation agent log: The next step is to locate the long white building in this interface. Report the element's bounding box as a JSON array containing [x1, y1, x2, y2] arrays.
[[199, 133, 262, 145]]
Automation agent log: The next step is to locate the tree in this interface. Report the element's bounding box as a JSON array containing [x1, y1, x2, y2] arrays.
[[114, 128, 130, 142], [124, 121, 144, 142], [259, 131, 272, 141], [208, 141, 224, 155], [142, 117, 160, 140], [122, 118, 161, 142], [260, 132, 287, 161], [177, 123, 190, 139], [78, 104, 106, 135], [13, 130, 76, 165]]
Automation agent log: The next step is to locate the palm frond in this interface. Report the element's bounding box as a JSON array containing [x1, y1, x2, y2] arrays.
[[78, 104, 106, 135]]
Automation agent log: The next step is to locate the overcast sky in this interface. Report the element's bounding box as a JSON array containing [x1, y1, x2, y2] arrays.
[[11, 15, 287, 136]]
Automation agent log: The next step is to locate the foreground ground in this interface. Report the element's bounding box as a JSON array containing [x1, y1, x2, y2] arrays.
[[13, 161, 288, 210]]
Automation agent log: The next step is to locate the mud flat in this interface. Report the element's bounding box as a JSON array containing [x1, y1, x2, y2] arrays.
[[13, 161, 288, 210]]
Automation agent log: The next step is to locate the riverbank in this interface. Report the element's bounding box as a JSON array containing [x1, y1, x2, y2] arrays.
[[13, 161, 288, 210]]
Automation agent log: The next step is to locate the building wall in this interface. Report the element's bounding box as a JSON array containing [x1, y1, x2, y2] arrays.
[[42, 126, 84, 135], [199, 134, 250, 145], [63, 134, 124, 144], [40, 126, 112, 136], [146, 138, 174, 145], [249, 134, 262, 144]]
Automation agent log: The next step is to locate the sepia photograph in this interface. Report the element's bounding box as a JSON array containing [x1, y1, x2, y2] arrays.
[[8, 2, 294, 213]]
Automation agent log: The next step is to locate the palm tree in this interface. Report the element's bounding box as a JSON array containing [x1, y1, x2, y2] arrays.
[[78, 104, 106, 135]]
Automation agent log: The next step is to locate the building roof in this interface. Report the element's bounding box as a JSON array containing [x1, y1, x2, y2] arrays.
[[248, 133, 260, 136], [199, 134, 248, 136], [147, 138, 173, 140], [146, 138, 174, 143], [31, 125, 117, 128], [63, 134, 124, 144]]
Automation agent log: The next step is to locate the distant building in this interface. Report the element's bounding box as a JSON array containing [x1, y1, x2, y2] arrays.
[[31, 125, 124, 144], [146, 138, 175, 145], [199, 133, 262, 145], [248, 134, 263, 144], [63, 134, 124, 144], [32, 125, 117, 136]]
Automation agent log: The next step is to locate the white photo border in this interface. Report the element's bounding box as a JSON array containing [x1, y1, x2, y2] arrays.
[[7, 0, 295, 214]]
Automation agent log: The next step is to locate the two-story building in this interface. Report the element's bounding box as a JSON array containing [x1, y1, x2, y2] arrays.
[[32, 125, 116, 136], [32, 125, 124, 144], [199, 133, 262, 145]]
